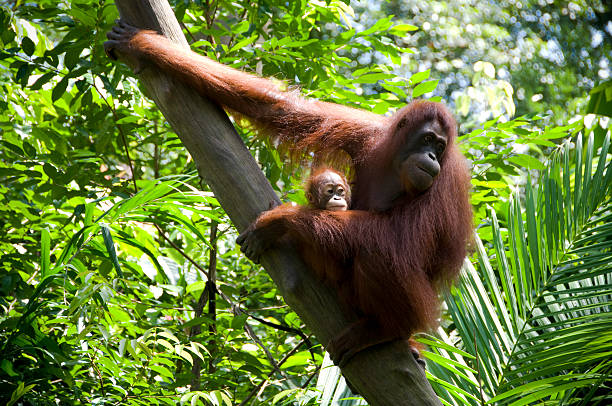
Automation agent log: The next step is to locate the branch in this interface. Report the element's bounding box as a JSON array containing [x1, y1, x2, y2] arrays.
[[109, 1, 443, 404]]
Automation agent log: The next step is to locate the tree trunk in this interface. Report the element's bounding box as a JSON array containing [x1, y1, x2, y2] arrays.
[[110, 1, 443, 404]]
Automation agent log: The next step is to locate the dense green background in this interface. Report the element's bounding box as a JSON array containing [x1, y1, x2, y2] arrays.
[[1, 1, 610, 405]]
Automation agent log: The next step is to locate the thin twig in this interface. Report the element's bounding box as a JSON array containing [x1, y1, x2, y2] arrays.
[[248, 313, 316, 362], [90, 77, 138, 194], [301, 363, 321, 389], [225, 8, 249, 51], [190, 220, 219, 389], [204, 0, 219, 48], [239, 337, 309, 406], [87, 352, 105, 396]]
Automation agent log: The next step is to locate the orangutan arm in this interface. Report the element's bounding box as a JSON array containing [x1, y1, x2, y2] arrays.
[[236, 204, 367, 264], [105, 21, 385, 159]]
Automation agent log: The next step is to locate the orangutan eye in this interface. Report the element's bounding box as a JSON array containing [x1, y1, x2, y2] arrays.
[[437, 142, 445, 153], [424, 134, 432, 143]]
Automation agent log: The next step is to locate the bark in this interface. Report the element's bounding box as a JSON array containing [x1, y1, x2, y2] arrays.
[[110, 1, 443, 404]]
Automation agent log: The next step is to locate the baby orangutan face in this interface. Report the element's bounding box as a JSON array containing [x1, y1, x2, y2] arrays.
[[306, 169, 350, 211]]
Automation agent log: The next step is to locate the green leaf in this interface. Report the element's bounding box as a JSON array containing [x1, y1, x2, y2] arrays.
[[272, 389, 299, 404], [232, 21, 250, 34], [507, 154, 545, 170], [15, 62, 30, 86], [231, 314, 248, 330], [42, 162, 59, 180], [472, 179, 508, 189], [100, 224, 124, 279], [354, 72, 393, 84], [389, 24, 419, 36], [0, 360, 18, 377], [229, 34, 258, 53], [409, 70, 430, 85], [65, 46, 82, 69], [8, 382, 37, 406], [40, 228, 50, 278], [21, 36, 35, 56], [52, 76, 69, 102], [412, 79, 438, 97], [150, 364, 173, 378], [357, 17, 393, 37], [70, 5, 96, 26], [23, 141, 36, 158], [586, 79, 612, 117], [186, 280, 207, 295]]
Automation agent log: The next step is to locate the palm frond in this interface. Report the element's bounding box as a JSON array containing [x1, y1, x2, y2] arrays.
[[430, 131, 612, 405], [315, 353, 367, 406]]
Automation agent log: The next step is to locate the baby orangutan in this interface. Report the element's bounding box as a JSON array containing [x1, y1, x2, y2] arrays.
[[305, 168, 350, 211]]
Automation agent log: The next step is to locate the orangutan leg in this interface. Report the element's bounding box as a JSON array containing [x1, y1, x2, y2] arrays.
[[326, 319, 425, 369]]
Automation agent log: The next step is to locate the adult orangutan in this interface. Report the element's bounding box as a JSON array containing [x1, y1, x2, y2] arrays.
[[105, 21, 473, 366], [274, 167, 429, 368]]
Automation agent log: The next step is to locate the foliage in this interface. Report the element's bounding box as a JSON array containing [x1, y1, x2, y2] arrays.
[[587, 79, 612, 118], [0, 0, 414, 404], [427, 131, 612, 405], [0, 0, 610, 405], [355, 0, 612, 126]]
